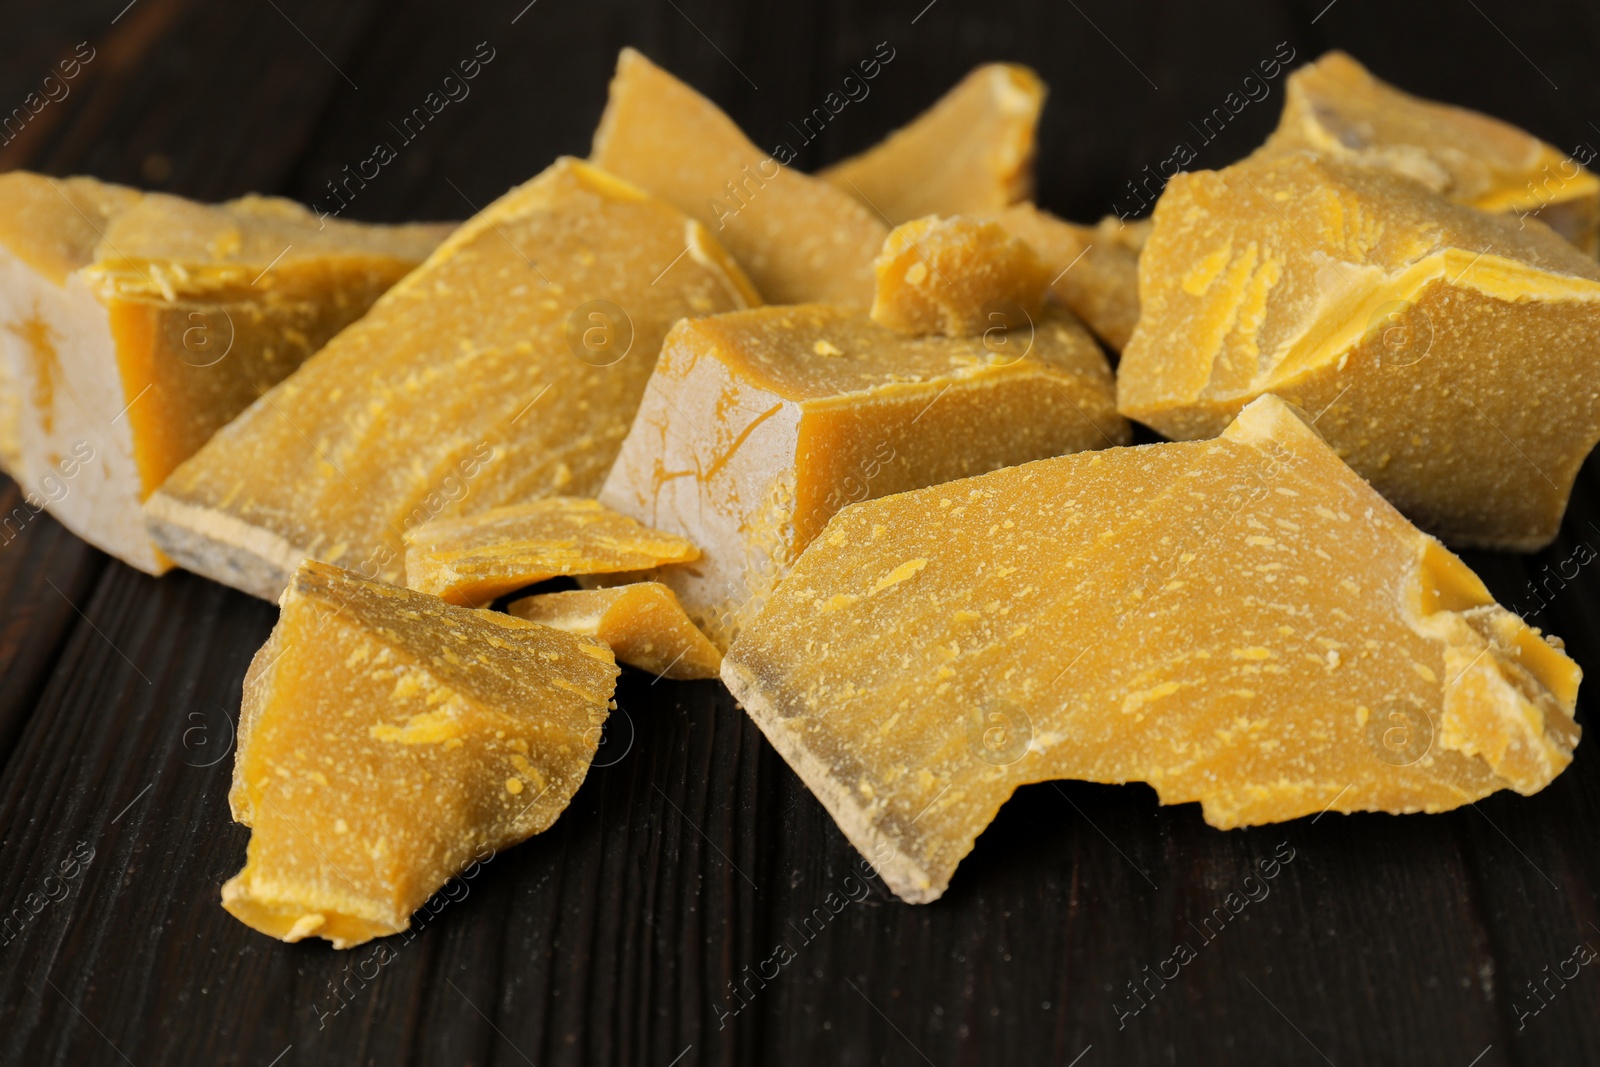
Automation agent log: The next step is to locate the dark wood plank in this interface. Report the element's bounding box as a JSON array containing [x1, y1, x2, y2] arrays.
[[2, 1, 1600, 1064], [0, 477, 106, 769]]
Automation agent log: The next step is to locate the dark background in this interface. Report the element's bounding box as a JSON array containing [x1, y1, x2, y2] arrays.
[[2, 0, 1599, 1064]]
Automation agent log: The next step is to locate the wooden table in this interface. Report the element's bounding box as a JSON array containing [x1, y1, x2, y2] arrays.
[[2, 1, 1598, 1063]]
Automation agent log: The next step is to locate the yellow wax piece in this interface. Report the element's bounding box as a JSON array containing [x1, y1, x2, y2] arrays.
[[1118, 152, 1600, 550], [405, 497, 700, 607], [599, 302, 1127, 649], [0, 171, 448, 572], [822, 64, 1044, 224], [145, 158, 757, 599], [724, 395, 1581, 904], [510, 582, 722, 680], [591, 48, 885, 306], [871, 215, 1049, 337], [222, 559, 618, 948], [1253, 51, 1600, 253], [991, 204, 1146, 352]]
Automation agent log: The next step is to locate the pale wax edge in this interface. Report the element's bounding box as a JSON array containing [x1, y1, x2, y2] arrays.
[[144, 490, 305, 601], [720, 656, 947, 904]]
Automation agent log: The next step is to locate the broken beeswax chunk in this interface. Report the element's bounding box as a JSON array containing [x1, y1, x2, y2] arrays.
[[597, 303, 1127, 650], [509, 582, 722, 680], [990, 204, 1144, 351], [0, 171, 448, 573], [871, 216, 1050, 336], [590, 48, 885, 305], [404, 497, 701, 606], [821, 64, 1045, 224], [1117, 152, 1600, 550], [146, 158, 758, 600], [223, 559, 619, 948], [1253, 51, 1600, 253], [723, 394, 1582, 904]]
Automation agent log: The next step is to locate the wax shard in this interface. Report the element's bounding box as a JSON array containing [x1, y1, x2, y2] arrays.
[[597, 303, 1127, 649], [590, 48, 886, 306], [222, 559, 619, 948], [146, 158, 758, 600], [723, 395, 1581, 904], [510, 582, 722, 680], [871, 216, 1049, 336], [1117, 152, 1600, 550], [1254, 51, 1600, 253], [0, 171, 447, 572], [405, 497, 701, 607], [991, 204, 1145, 351], [821, 64, 1044, 224]]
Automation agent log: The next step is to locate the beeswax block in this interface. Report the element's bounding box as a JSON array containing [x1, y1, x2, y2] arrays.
[[405, 497, 700, 606], [1117, 152, 1600, 550], [590, 48, 885, 305], [1254, 52, 1600, 253], [598, 303, 1127, 649], [871, 216, 1049, 336], [0, 172, 448, 572], [822, 64, 1044, 224], [991, 204, 1144, 351], [510, 582, 722, 680], [723, 395, 1581, 904], [222, 559, 619, 948], [146, 158, 757, 599]]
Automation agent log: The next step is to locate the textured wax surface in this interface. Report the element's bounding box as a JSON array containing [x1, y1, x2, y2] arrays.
[[599, 302, 1127, 649], [590, 48, 886, 306], [0, 170, 448, 572], [1117, 151, 1600, 550], [870, 215, 1049, 336], [145, 158, 757, 599], [222, 559, 619, 948], [723, 395, 1581, 904], [404, 497, 701, 606], [510, 582, 723, 680], [991, 204, 1146, 351], [821, 63, 1043, 225], [1251, 51, 1600, 251], [0, 173, 144, 285]]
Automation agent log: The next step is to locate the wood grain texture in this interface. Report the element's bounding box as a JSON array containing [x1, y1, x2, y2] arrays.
[[1, 0, 1599, 1063]]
